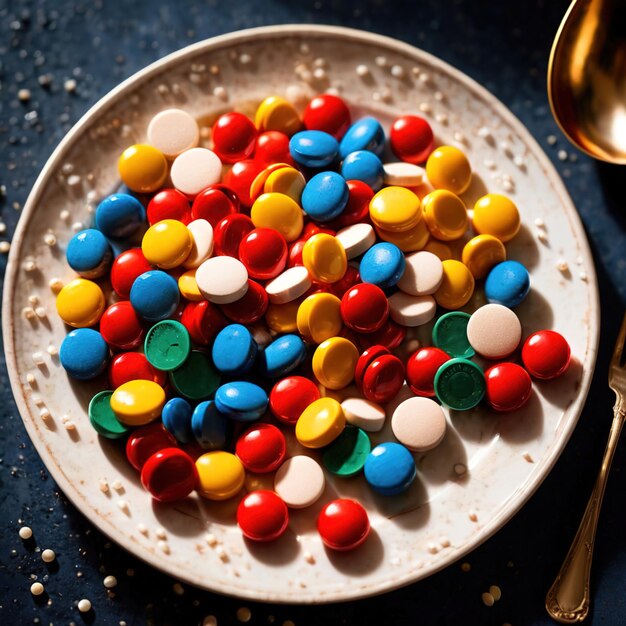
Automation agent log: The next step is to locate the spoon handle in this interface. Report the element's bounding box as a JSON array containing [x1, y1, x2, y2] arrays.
[[545, 405, 625, 623]]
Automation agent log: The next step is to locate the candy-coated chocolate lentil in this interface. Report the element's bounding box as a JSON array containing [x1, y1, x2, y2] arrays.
[[96, 194, 146, 239], [297, 292, 342, 344], [339, 116, 385, 159], [434, 259, 475, 309], [196, 256, 249, 304], [170, 147, 222, 198], [340, 283, 388, 333], [212, 213, 254, 259], [312, 337, 359, 389], [214, 381, 269, 421], [361, 354, 405, 404], [180, 300, 227, 345], [110, 248, 153, 299], [390, 115, 434, 164], [141, 448, 198, 502], [355, 345, 390, 388], [296, 397, 346, 448], [191, 400, 229, 450], [302, 172, 349, 222], [369, 186, 422, 233], [325, 264, 360, 299], [485, 260, 530, 308], [303, 94, 351, 139], [522, 330, 571, 379], [161, 397, 193, 443], [178, 269, 204, 302], [330, 180, 374, 229], [422, 190, 469, 241], [259, 334, 307, 377], [196, 451, 245, 500], [265, 299, 301, 334], [236, 423, 286, 473], [110, 379, 166, 426], [88, 390, 129, 439], [212, 324, 257, 375], [108, 351, 167, 389], [238, 228, 288, 280], [126, 423, 178, 471], [142, 219, 193, 270], [341, 397, 386, 432], [218, 279, 267, 325], [434, 358, 486, 410], [485, 362, 532, 411], [322, 425, 371, 477], [99, 301, 144, 351], [147, 189, 192, 225], [255, 96, 301, 136], [426, 145, 472, 194], [147, 108, 199, 158], [359, 319, 407, 351], [223, 159, 265, 208], [170, 350, 221, 400], [432, 311, 475, 358], [289, 130, 339, 168], [302, 222, 336, 240], [274, 455, 326, 508], [191, 184, 239, 227], [212, 111, 257, 163], [254, 130, 294, 165], [250, 193, 304, 242], [375, 219, 430, 253], [472, 194, 520, 242], [269, 376, 321, 425], [462, 234, 507, 280], [341, 150, 384, 191], [66, 229, 112, 279], [237, 490, 289, 542], [263, 166, 306, 203], [118, 144, 168, 193], [317, 499, 370, 551], [250, 162, 291, 203], [60, 328, 109, 380], [467, 303, 522, 359], [406, 347, 451, 397], [56, 278, 106, 328], [130, 270, 180, 322], [364, 442, 416, 496], [302, 233, 347, 284], [359, 242, 406, 288], [143, 320, 191, 372]]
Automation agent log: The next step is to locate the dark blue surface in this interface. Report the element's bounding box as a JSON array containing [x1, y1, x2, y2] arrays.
[[1, 1, 625, 625]]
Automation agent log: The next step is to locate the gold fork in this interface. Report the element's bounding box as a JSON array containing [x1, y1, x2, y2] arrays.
[[546, 311, 626, 623]]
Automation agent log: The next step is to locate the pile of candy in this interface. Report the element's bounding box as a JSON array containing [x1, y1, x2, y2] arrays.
[[55, 94, 571, 550]]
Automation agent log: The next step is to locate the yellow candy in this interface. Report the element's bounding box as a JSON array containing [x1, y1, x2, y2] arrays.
[[178, 269, 204, 301], [302, 233, 347, 284], [434, 259, 475, 309], [462, 234, 507, 279], [264, 166, 306, 203], [265, 300, 300, 333], [423, 238, 453, 261], [426, 146, 472, 195], [369, 186, 422, 232], [312, 337, 359, 389], [375, 219, 430, 252], [56, 278, 105, 328], [297, 293, 342, 344], [250, 192, 304, 242], [255, 96, 301, 136], [110, 380, 165, 427], [472, 194, 521, 242], [142, 219, 193, 269], [196, 451, 245, 500], [249, 162, 290, 203], [295, 397, 346, 449], [118, 144, 168, 193], [422, 190, 469, 241]]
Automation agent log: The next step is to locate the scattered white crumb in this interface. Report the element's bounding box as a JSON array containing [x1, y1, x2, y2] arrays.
[[375, 55, 387, 67], [440, 537, 451, 548], [216, 546, 229, 562], [22, 307, 36, 321], [30, 582, 44, 596], [453, 131, 466, 144], [557, 149, 568, 161], [537, 230, 548, 243], [23, 258, 38, 272], [47, 344, 58, 357], [547, 134, 557, 145], [77, 598, 92, 613], [155, 528, 167, 540], [482, 592, 495, 607], [427, 542, 438, 554], [35, 306, 47, 319], [43, 232, 57, 246], [205, 533, 218, 547], [478, 126, 491, 139], [103, 575, 117, 589], [19, 526, 33, 540], [203, 617, 218, 626], [513, 155, 525, 168], [99, 478, 109, 493], [312, 67, 326, 80], [313, 57, 326, 68], [33, 395, 45, 407], [469, 510, 478, 522], [454, 463, 467, 476], [39, 408, 51, 420], [239, 53, 251, 65], [490, 585, 502, 601], [523, 452, 534, 463], [26, 373, 37, 388], [18, 88, 31, 102], [158, 540, 170, 554], [111, 480, 124, 493], [117, 499, 129, 514], [64, 420, 76, 431], [356, 64, 369, 77], [304, 551, 316, 564], [137, 523, 148, 536], [419, 102, 431, 113], [41, 549, 56, 563], [390, 65, 404, 78], [213, 86, 227, 100], [579, 271, 588, 282], [419, 72, 430, 83], [49, 278, 64, 293], [557, 259, 569, 273], [534, 217, 545, 228], [28, 294, 39, 306], [71, 221, 84, 233], [435, 113, 448, 124], [0, 241, 10, 253], [64, 79, 77, 92]]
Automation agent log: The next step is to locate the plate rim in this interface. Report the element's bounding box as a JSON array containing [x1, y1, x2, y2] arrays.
[[2, 24, 601, 603]]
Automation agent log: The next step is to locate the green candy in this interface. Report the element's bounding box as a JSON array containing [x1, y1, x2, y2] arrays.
[[144, 320, 191, 371], [432, 311, 475, 359], [169, 350, 221, 400], [434, 357, 485, 411], [322, 425, 371, 477], [89, 390, 129, 439]]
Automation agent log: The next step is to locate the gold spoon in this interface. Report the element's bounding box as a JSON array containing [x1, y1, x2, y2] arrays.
[[547, 0, 626, 164]]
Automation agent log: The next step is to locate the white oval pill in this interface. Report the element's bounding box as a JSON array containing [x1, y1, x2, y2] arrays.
[[391, 396, 447, 452], [170, 148, 222, 197], [466, 303, 522, 359], [274, 455, 325, 508], [341, 397, 386, 432], [183, 219, 214, 269], [388, 292, 437, 327], [335, 223, 376, 260], [397, 251, 444, 296], [196, 256, 248, 304], [265, 266, 311, 304], [383, 162, 425, 187], [147, 109, 199, 159]]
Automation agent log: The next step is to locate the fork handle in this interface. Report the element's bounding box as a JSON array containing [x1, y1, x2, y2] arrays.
[[545, 404, 625, 623]]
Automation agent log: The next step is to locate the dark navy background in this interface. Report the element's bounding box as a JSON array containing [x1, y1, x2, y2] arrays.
[[1, 1, 625, 624]]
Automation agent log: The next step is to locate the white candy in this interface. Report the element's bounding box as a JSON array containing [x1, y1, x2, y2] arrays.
[[274, 455, 325, 508], [341, 398, 386, 432], [391, 397, 447, 452], [335, 223, 376, 259], [383, 162, 425, 187], [170, 148, 222, 197], [196, 256, 248, 304], [397, 251, 444, 296], [466, 303, 522, 359], [264, 266, 311, 304], [183, 219, 214, 268], [147, 109, 199, 158], [388, 293, 437, 327]]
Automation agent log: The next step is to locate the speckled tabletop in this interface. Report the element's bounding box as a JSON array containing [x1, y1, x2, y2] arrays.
[[1, 1, 625, 625]]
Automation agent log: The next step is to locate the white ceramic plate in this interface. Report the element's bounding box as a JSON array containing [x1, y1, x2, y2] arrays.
[[2, 25, 599, 603]]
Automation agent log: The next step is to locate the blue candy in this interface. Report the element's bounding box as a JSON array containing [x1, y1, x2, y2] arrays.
[[364, 442, 416, 496], [485, 260, 530, 308], [161, 397, 193, 444], [359, 242, 406, 288], [214, 382, 268, 422], [191, 401, 229, 449], [212, 324, 257, 375], [130, 270, 179, 322], [289, 130, 339, 168], [258, 334, 307, 377], [301, 172, 349, 222], [66, 229, 112, 279], [95, 194, 145, 239], [339, 117, 385, 159], [59, 328, 109, 380], [341, 150, 384, 191]]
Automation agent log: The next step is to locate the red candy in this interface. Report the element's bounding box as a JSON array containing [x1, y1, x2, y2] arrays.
[[235, 423, 286, 473], [99, 301, 144, 350], [238, 227, 288, 280], [359, 319, 406, 351], [237, 490, 289, 542], [340, 283, 389, 333], [485, 362, 532, 411], [180, 300, 227, 345], [317, 498, 370, 551], [332, 180, 374, 228], [355, 345, 390, 389], [406, 347, 451, 397], [108, 352, 167, 389], [191, 184, 239, 227], [126, 423, 177, 471], [390, 115, 434, 164], [254, 131, 294, 165], [303, 94, 351, 140], [213, 213, 255, 258], [222, 159, 265, 208], [302, 222, 336, 240], [361, 354, 405, 404], [212, 112, 258, 163], [269, 376, 321, 425], [219, 280, 268, 324], [140, 447, 198, 502], [110, 248, 153, 299], [522, 330, 571, 380], [288, 238, 306, 267], [147, 188, 191, 225]]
